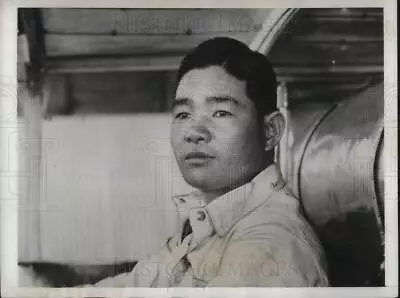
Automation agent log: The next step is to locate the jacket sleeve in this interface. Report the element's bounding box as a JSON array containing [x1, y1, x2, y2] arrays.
[[92, 257, 160, 287], [92, 235, 179, 287], [207, 222, 329, 287]]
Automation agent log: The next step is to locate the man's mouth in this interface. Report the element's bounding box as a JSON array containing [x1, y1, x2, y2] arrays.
[[185, 152, 215, 161]]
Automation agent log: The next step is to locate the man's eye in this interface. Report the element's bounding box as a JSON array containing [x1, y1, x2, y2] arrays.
[[175, 112, 191, 120], [213, 110, 233, 117]]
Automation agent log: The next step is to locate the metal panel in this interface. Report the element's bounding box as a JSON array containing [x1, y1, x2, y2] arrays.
[[45, 32, 253, 57], [282, 101, 335, 197], [299, 83, 384, 285], [42, 9, 271, 35]]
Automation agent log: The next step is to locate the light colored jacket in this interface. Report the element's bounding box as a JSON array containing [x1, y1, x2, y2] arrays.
[[95, 164, 329, 287]]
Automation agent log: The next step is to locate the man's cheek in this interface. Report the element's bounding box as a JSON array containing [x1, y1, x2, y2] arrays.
[[216, 135, 244, 153]]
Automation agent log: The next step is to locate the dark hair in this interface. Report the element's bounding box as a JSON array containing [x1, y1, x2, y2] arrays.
[[177, 37, 278, 117]]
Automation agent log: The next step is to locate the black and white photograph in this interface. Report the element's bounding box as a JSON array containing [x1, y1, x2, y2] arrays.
[[0, 1, 398, 297]]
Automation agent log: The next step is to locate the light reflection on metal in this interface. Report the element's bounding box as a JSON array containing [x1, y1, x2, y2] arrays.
[[277, 83, 289, 173], [375, 136, 384, 218], [300, 83, 384, 231], [288, 83, 384, 285], [250, 8, 299, 54], [283, 102, 336, 198]]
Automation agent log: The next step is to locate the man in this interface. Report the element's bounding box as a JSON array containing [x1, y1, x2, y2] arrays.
[[95, 37, 329, 287]]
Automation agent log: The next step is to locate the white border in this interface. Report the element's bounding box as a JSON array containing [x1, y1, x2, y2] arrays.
[[1, 0, 397, 297]]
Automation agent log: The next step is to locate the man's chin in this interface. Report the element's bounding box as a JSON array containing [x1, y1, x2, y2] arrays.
[[181, 169, 217, 190]]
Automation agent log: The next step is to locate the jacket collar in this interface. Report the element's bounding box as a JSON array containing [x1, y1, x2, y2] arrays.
[[172, 163, 287, 238]]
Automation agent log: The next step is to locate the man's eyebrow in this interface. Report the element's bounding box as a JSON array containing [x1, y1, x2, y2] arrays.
[[172, 98, 190, 109], [207, 96, 246, 109]]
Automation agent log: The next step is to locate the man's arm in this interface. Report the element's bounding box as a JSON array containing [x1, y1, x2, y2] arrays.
[[92, 257, 160, 287], [207, 225, 329, 287], [93, 234, 182, 287]]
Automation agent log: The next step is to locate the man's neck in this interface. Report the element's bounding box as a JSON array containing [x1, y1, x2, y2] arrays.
[[200, 160, 273, 204]]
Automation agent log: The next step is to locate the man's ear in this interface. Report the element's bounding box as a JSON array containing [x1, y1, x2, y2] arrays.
[[263, 111, 286, 151]]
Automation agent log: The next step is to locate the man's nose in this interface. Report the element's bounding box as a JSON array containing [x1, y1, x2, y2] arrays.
[[184, 119, 212, 144]]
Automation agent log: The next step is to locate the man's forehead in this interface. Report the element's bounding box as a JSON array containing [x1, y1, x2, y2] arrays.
[[175, 66, 247, 100]]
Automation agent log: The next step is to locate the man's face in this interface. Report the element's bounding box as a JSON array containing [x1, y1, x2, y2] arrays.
[[171, 66, 267, 193]]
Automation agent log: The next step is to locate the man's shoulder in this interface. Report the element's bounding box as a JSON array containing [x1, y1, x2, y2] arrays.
[[230, 184, 320, 246], [242, 184, 302, 222], [225, 184, 329, 286]]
